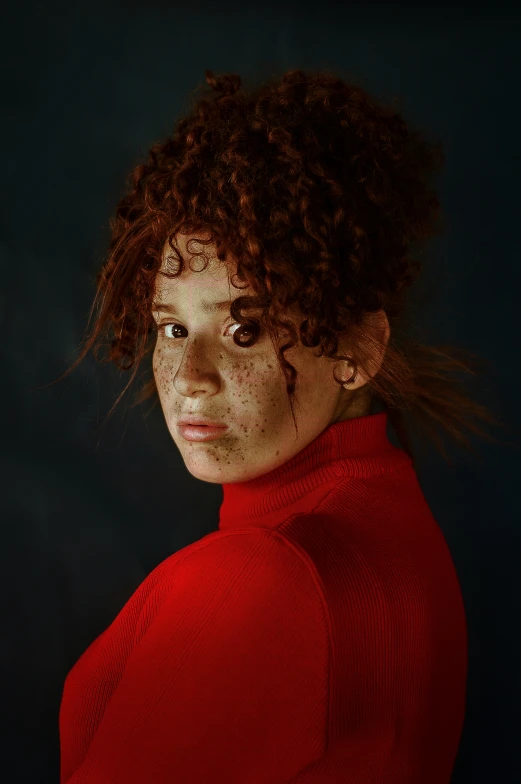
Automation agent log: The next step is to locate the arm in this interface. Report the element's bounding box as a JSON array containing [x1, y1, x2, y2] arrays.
[[64, 531, 328, 783]]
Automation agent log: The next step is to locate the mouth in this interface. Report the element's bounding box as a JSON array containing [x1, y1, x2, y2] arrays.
[[177, 419, 228, 428], [177, 422, 229, 442]]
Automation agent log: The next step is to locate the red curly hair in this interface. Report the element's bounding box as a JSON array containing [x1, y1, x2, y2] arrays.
[[46, 68, 511, 469]]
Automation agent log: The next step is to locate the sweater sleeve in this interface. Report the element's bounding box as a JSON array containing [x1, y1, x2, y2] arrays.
[[64, 530, 329, 784]]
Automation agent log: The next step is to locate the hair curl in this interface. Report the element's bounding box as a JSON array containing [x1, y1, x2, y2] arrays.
[[45, 67, 513, 469]]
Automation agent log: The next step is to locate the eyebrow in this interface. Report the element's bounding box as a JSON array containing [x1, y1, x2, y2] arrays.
[[151, 300, 234, 315]]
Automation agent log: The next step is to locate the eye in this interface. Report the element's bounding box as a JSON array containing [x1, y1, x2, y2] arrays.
[[158, 320, 260, 347]]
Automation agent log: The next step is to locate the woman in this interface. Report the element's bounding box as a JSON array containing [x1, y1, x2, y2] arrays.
[[55, 69, 507, 783]]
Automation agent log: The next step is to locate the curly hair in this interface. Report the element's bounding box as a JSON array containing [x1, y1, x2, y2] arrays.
[[46, 67, 511, 469]]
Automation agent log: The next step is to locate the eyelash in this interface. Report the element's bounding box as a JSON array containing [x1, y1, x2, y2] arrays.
[[156, 320, 258, 344]]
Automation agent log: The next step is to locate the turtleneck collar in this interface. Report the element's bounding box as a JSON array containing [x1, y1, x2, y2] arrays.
[[218, 412, 412, 531]]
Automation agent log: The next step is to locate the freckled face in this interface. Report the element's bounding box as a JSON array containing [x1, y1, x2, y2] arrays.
[[151, 234, 352, 484]]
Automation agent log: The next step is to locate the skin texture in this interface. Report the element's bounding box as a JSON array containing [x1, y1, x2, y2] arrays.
[[152, 233, 390, 484]]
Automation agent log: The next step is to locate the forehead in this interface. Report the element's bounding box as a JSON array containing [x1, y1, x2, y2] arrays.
[[159, 233, 231, 279], [161, 234, 228, 271], [154, 234, 248, 310]]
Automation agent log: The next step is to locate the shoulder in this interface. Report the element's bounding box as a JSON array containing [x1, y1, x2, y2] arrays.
[[169, 527, 325, 599], [138, 527, 331, 643]]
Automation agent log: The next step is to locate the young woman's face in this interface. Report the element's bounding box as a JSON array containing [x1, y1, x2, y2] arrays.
[[152, 233, 380, 484]]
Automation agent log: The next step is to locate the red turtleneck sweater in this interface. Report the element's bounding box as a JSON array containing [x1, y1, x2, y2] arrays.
[[59, 412, 467, 783]]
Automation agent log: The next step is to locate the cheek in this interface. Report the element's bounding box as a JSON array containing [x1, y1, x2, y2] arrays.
[[230, 360, 277, 405], [154, 352, 297, 446], [152, 345, 161, 375], [235, 362, 293, 429], [152, 345, 171, 391], [152, 346, 283, 410]]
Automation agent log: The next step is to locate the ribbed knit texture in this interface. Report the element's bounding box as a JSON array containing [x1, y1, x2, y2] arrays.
[[59, 412, 467, 783]]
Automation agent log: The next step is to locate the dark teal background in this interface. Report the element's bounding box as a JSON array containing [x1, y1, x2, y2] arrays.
[[2, 1, 520, 781]]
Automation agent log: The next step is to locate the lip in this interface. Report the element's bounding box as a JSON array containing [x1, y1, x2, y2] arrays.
[[178, 415, 227, 427], [177, 424, 228, 442]]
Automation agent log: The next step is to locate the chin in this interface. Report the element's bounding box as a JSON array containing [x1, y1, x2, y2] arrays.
[[181, 456, 264, 485]]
